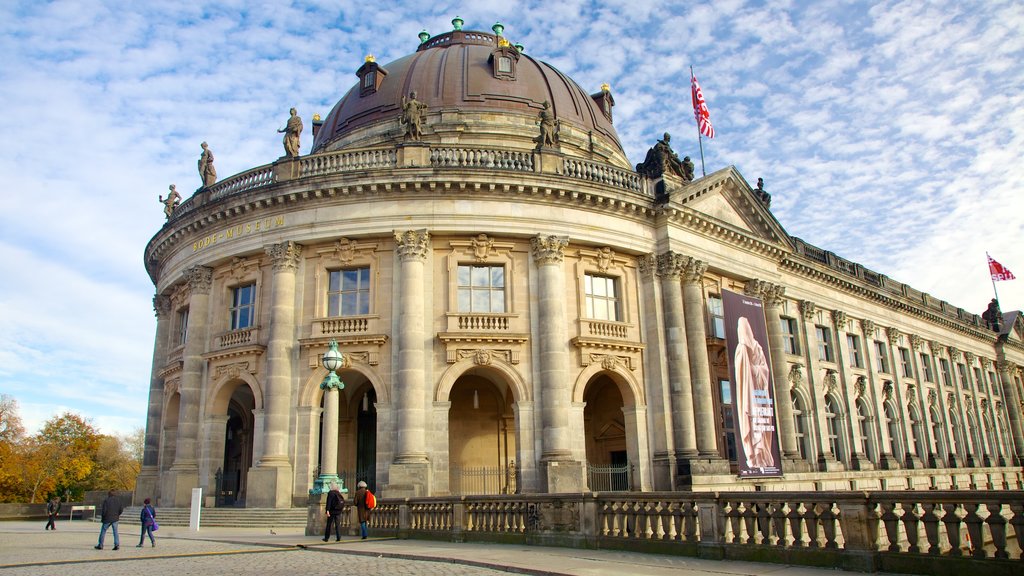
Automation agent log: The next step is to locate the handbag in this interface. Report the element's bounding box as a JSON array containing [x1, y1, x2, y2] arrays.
[[152, 520, 159, 531]]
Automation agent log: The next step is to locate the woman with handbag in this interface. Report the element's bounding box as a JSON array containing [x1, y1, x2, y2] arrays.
[[136, 498, 157, 547]]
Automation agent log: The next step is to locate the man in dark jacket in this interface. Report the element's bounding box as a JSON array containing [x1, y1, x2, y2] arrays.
[[45, 497, 61, 530], [322, 483, 345, 542], [94, 490, 124, 550]]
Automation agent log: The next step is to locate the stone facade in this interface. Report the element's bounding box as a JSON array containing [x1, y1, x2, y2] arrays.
[[137, 28, 1024, 508]]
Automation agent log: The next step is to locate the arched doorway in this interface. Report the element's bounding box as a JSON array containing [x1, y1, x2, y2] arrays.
[[447, 373, 516, 495], [219, 384, 255, 507], [314, 370, 379, 494], [583, 375, 629, 491]]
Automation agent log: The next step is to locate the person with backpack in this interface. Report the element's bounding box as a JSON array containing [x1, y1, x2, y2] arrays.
[[136, 498, 157, 547], [354, 480, 374, 539], [322, 483, 344, 542]]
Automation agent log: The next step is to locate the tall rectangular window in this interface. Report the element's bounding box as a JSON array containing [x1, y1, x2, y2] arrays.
[[874, 341, 890, 373], [328, 267, 371, 316], [847, 334, 862, 368], [957, 363, 969, 389], [973, 367, 984, 393], [230, 283, 256, 330], [719, 379, 736, 462], [900, 348, 914, 378], [458, 265, 506, 313], [920, 353, 933, 382], [816, 326, 834, 362], [707, 295, 725, 339], [177, 308, 189, 345], [989, 371, 999, 395], [781, 317, 799, 354], [940, 358, 952, 387], [584, 274, 619, 321]]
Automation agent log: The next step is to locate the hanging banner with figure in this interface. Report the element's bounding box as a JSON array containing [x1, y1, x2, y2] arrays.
[[722, 289, 782, 477]]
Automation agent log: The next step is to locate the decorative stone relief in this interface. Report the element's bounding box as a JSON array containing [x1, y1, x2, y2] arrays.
[[964, 351, 976, 365], [905, 383, 916, 400], [184, 265, 213, 295], [471, 234, 494, 261], [582, 353, 635, 371], [927, 389, 937, 406], [862, 319, 875, 336], [745, 279, 785, 306], [854, 375, 867, 397], [395, 229, 431, 261], [947, 346, 962, 362], [655, 251, 684, 278], [947, 393, 956, 406], [638, 253, 656, 278], [681, 257, 707, 284], [980, 357, 992, 370], [823, 369, 838, 395], [451, 348, 515, 365], [980, 398, 989, 411], [334, 238, 358, 263], [833, 311, 848, 331], [929, 340, 943, 357], [601, 355, 619, 370], [215, 361, 253, 380], [473, 350, 493, 366], [800, 300, 817, 320], [266, 241, 303, 271], [910, 334, 924, 350], [153, 294, 172, 318], [882, 380, 894, 401], [530, 234, 568, 264], [887, 327, 901, 345], [596, 247, 614, 272], [788, 364, 804, 388]]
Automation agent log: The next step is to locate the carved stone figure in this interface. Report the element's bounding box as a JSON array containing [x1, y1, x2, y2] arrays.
[[159, 184, 182, 219], [636, 133, 688, 180], [198, 142, 217, 187], [681, 156, 695, 181], [278, 107, 303, 157], [535, 100, 558, 148], [983, 298, 1003, 332], [755, 177, 771, 207], [400, 91, 428, 141]]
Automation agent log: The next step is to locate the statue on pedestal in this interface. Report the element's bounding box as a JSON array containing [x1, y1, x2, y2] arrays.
[[400, 91, 428, 141], [982, 298, 1003, 332], [636, 133, 689, 180], [159, 184, 181, 219], [198, 142, 217, 187], [278, 107, 303, 157], [535, 100, 559, 148]]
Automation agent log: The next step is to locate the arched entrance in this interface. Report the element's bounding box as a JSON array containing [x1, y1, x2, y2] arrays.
[[583, 374, 629, 491], [219, 384, 255, 507], [447, 373, 516, 495], [314, 370, 379, 494]]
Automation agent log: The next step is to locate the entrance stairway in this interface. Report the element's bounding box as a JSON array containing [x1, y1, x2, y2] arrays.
[[121, 506, 307, 528]]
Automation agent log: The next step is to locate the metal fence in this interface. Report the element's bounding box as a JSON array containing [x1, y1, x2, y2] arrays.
[[450, 462, 518, 496], [587, 462, 633, 491]]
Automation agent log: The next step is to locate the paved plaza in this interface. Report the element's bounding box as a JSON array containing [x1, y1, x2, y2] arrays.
[[0, 520, 911, 575]]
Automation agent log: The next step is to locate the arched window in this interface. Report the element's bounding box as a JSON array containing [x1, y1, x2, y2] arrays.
[[908, 404, 925, 462], [824, 394, 844, 462], [884, 401, 901, 461], [967, 409, 984, 464], [855, 398, 875, 463], [792, 391, 810, 460], [929, 405, 947, 467], [948, 408, 966, 462]]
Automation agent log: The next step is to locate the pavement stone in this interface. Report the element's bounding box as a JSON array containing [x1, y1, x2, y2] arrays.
[[0, 520, 912, 575]]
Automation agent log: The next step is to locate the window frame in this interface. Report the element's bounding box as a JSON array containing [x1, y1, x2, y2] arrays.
[[583, 273, 620, 322], [229, 282, 256, 330], [707, 294, 725, 339], [327, 266, 372, 317], [781, 317, 799, 355], [847, 334, 862, 368], [816, 325, 834, 363], [874, 340, 890, 374], [899, 347, 914, 378]]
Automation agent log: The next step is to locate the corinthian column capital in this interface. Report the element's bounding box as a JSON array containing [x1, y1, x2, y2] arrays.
[[394, 229, 431, 261], [153, 294, 172, 318], [184, 265, 213, 295], [530, 234, 568, 265], [266, 241, 303, 271], [681, 257, 707, 284], [655, 251, 685, 279]]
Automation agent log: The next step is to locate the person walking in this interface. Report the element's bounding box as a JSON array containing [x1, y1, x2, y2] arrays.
[[44, 497, 61, 530], [94, 490, 124, 550], [136, 498, 157, 547], [322, 483, 344, 542], [355, 481, 371, 540]]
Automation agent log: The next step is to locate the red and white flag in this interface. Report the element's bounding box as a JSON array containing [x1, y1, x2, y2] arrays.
[[988, 254, 1016, 281], [691, 73, 715, 138]]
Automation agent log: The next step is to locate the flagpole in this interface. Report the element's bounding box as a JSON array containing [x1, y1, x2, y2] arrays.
[[691, 65, 707, 177]]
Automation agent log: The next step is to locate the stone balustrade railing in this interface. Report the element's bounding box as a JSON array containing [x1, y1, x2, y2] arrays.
[[429, 146, 534, 172], [207, 164, 276, 201], [329, 491, 1024, 574], [216, 326, 259, 349], [584, 320, 629, 339], [300, 148, 397, 176], [564, 157, 643, 192], [456, 314, 510, 331]]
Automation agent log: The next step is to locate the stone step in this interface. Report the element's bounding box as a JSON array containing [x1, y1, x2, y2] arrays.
[[121, 506, 307, 527]]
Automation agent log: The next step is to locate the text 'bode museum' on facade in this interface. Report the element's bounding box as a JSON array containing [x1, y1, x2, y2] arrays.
[[138, 20, 1024, 509]]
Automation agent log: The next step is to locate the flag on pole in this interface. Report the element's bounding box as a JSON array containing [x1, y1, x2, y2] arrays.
[[988, 254, 1016, 281], [691, 73, 715, 138]]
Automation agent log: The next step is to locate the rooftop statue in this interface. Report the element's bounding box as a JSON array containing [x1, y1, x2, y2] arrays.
[[159, 184, 181, 219], [982, 298, 1003, 332], [400, 91, 428, 141], [636, 132, 689, 180], [278, 107, 303, 157], [198, 142, 217, 187], [755, 177, 771, 207], [535, 100, 559, 149]]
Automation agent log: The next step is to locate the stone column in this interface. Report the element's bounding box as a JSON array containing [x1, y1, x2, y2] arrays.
[[746, 280, 802, 464], [532, 234, 584, 492], [680, 257, 728, 474], [203, 414, 229, 507], [658, 252, 698, 467], [908, 334, 934, 465], [248, 241, 302, 508], [996, 360, 1024, 465], [835, 311, 873, 470], [387, 229, 431, 497], [136, 294, 172, 503], [318, 381, 342, 489], [165, 265, 212, 507]]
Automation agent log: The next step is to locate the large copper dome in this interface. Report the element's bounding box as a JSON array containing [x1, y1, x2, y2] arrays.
[[312, 28, 629, 168]]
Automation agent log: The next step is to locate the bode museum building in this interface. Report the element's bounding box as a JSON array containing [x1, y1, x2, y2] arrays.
[[138, 22, 1024, 509]]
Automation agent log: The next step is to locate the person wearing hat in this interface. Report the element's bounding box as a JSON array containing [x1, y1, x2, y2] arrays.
[[136, 498, 157, 547], [354, 481, 371, 539]]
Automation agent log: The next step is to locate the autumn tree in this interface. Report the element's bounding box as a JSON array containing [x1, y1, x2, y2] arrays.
[[86, 428, 144, 492], [22, 413, 101, 503], [0, 395, 26, 502]]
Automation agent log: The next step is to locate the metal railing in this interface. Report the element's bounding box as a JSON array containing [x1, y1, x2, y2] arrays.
[[450, 462, 518, 496], [587, 462, 633, 491]]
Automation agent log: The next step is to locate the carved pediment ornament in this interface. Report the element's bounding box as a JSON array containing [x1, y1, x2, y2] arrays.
[[854, 375, 867, 397], [788, 364, 804, 388], [596, 247, 614, 272], [929, 340, 943, 356], [963, 352, 975, 366], [335, 238, 358, 263], [471, 234, 494, 261], [887, 327, 901, 345], [474, 349, 493, 366], [980, 356, 992, 370], [833, 311, 848, 330], [800, 300, 816, 320], [823, 369, 838, 394], [601, 355, 619, 370]]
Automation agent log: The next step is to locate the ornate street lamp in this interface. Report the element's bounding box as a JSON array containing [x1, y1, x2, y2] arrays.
[[311, 339, 345, 495]]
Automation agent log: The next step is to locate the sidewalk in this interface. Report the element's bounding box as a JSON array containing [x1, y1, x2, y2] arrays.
[[0, 520, 910, 575]]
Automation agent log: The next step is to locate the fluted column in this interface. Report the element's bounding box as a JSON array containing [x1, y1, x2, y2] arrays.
[[247, 242, 301, 508], [167, 265, 211, 505], [136, 294, 172, 502], [658, 252, 698, 459], [532, 235, 572, 460], [394, 229, 429, 463], [746, 280, 800, 459], [997, 360, 1024, 464], [680, 257, 719, 458]]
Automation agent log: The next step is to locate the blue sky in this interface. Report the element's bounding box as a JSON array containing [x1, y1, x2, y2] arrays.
[[1, 0, 1022, 437]]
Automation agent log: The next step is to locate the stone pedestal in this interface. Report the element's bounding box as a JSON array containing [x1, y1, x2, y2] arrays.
[[162, 468, 198, 508], [386, 461, 431, 498], [877, 453, 902, 470], [273, 157, 300, 182], [305, 492, 328, 536], [541, 459, 585, 493], [536, 148, 562, 174], [135, 467, 160, 504], [246, 463, 294, 508], [686, 457, 731, 476], [397, 143, 430, 167], [782, 457, 814, 473]]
